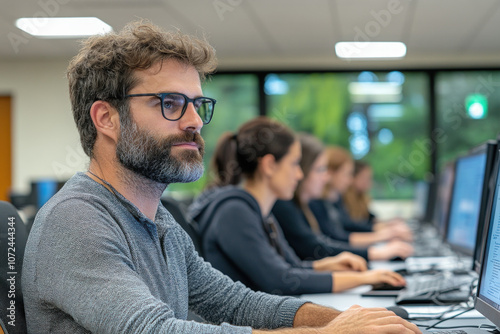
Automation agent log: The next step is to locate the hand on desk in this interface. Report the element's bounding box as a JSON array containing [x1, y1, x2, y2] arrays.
[[363, 269, 406, 287], [374, 218, 414, 242], [369, 240, 415, 261], [313, 252, 368, 272], [323, 305, 422, 334], [332, 269, 406, 292], [382, 224, 414, 242]]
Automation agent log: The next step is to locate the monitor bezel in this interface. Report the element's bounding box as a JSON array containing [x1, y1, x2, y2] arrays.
[[432, 160, 456, 240], [474, 146, 500, 329]]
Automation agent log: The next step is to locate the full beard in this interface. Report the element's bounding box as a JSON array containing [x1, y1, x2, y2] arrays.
[[116, 120, 205, 185]]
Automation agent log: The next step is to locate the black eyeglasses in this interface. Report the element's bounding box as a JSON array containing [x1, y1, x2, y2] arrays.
[[124, 92, 216, 124]]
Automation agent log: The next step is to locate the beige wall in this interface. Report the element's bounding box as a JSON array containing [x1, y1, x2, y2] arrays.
[[0, 58, 88, 194]]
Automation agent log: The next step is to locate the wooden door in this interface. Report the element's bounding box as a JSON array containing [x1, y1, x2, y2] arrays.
[[0, 96, 12, 201]]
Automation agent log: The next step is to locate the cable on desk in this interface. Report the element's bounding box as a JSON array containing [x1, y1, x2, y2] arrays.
[[409, 304, 463, 321], [432, 276, 477, 306], [423, 324, 496, 330], [425, 307, 474, 330]]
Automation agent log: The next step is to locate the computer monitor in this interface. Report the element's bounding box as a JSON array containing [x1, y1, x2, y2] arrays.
[[472, 143, 499, 273], [445, 141, 497, 257], [412, 181, 429, 221], [432, 161, 455, 239], [475, 147, 500, 330], [29, 179, 60, 210]]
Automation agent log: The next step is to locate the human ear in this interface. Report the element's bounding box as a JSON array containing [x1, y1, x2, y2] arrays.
[[89, 100, 121, 143], [260, 154, 277, 177]]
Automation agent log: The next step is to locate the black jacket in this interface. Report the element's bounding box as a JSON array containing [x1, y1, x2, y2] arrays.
[[272, 200, 369, 261], [189, 186, 332, 295]]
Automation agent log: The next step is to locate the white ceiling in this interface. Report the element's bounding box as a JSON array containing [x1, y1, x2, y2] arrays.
[[1, 0, 500, 70]]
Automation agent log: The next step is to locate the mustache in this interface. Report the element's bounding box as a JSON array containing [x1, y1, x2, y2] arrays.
[[166, 131, 205, 149]]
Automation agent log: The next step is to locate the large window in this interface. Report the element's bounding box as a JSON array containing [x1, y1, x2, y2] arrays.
[[266, 71, 429, 199], [436, 71, 500, 169], [167, 69, 500, 201], [167, 74, 259, 195]]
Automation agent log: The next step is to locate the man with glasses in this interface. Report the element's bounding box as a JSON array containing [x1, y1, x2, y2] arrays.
[[22, 21, 421, 334]]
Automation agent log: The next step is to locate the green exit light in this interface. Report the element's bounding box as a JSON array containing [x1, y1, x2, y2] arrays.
[[465, 94, 488, 119]]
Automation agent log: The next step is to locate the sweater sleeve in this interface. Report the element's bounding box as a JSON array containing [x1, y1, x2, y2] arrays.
[[206, 200, 332, 295], [29, 198, 305, 333], [181, 214, 309, 328], [272, 200, 369, 261]]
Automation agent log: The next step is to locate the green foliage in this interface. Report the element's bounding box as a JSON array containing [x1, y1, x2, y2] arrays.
[[167, 74, 258, 196], [269, 73, 351, 148], [436, 71, 500, 171], [268, 72, 429, 199]]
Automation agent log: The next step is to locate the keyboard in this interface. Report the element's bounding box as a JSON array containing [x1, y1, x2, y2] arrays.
[[396, 274, 474, 304], [427, 331, 468, 334], [424, 329, 491, 334]]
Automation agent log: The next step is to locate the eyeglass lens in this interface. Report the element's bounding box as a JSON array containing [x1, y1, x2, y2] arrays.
[[162, 93, 213, 124]]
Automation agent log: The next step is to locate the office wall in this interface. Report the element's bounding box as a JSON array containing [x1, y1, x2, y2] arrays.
[[0, 59, 87, 194]]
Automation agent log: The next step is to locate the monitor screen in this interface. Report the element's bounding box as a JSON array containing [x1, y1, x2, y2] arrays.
[[445, 152, 487, 255], [433, 162, 455, 238], [476, 150, 500, 329], [30, 179, 59, 210]]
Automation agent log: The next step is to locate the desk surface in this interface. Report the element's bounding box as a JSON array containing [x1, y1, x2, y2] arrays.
[[300, 286, 495, 333]]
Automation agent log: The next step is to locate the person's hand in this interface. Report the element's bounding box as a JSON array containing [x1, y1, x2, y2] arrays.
[[320, 305, 422, 334], [391, 223, 413, 242], [369, 240, 414, 261], [360, 269, 406, 287], [373, 217, 408, 230], [385, 217, 407, 226], [378, 224, 414, 242], [384, 240, 414, 259], [313, 252, 368, 272]]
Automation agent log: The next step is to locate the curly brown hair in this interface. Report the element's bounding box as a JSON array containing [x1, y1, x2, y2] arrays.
[[67, 20, 217, 157]]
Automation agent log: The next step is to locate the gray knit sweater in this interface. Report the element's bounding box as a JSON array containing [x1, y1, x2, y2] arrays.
[[22, 173, 307, 333]]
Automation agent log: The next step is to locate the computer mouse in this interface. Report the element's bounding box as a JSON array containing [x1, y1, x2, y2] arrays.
[[386, 306, 409, 319], [372, 282, 405, 291]]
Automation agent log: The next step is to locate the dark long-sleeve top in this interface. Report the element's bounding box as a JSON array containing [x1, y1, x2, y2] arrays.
[[189, 186, 333, 295], [309, 199, 351, 242], [271, 200, 369, 261], [331, 198, 373, 233]]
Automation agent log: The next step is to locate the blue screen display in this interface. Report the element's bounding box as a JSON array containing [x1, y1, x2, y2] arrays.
[[35, 180, 58, 209], [446, 153, 487, 252]]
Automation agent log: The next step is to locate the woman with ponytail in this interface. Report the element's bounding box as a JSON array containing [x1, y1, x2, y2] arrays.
[[189, 117, 405, 295]]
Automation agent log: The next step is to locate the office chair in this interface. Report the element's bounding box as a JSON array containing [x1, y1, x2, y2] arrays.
[[160, 196, 204, 258], [160, 196, 208, 323], [0, 201, 28, 334]]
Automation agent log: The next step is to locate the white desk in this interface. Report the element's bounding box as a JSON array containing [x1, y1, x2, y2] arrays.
[[300, 287, 495, 333], [299, 286, 396, 310]]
